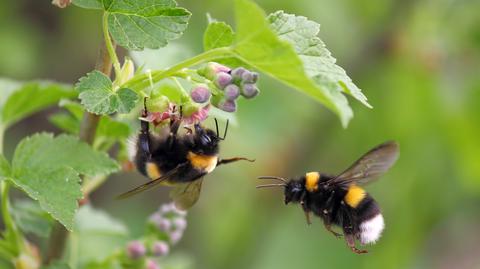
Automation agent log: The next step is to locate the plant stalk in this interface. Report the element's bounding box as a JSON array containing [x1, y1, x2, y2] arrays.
[[124, 47, 232, 90], [103, 12, 121, 77], [45, 23, 117, 265]]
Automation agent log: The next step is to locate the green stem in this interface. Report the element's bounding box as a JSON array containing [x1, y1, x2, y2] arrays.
[[124, 47, 232, 91], [103, 12, 121, 77], [1, 182, 14, 236], [0, 126, 3, 154], [0, 127, 24, 255]]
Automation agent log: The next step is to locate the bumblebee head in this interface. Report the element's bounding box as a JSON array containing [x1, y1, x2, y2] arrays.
[[190, 119, 229, 155], [284, 180, 304, 205], [191, 124, 220, 155], [256, 176, 304, 205]]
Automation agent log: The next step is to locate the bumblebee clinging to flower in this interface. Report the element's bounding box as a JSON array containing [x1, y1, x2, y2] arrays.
[[118, 98, 254, 210], [257, 141, 399, 254]]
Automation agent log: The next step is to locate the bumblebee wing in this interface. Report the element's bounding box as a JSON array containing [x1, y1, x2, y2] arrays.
[[170, 178, 204, 210], [330, 141, 399, 187], [117, 163, 187, 199]]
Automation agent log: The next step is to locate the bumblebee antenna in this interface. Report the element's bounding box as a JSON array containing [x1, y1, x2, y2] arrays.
[[214, 118, 221, 139], [256, 183, 286, 189], [223, 119, 229, 140], [257, 176, 287, 183]]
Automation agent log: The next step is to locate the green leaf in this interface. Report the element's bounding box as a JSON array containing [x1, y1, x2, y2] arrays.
[[12, 200, 54, 237], [116, 88, 138, 113], [0, 154, 11, 179], [229, 0, 358, 126], [72, 0, 102, 9], [105, 0, 191, 50], [10, 166, 80, 231], [76, 70, 112, 94], [1, 81, 76, 128], [96, 117, 130, 140], [0, 78, 22, 111], [11, 134, 119, 229], [79, 88, 118, 115], [58, 99, 84, 119], [204, 21, 235, 51], [50, 100, 131, 140], [74, 205, 127, 234], [267, 11, 370, 109], [77, 71, 138, 115], [49, 113, 80, 134], [49, 100, 84, 134], [73, 205, 128, 266]]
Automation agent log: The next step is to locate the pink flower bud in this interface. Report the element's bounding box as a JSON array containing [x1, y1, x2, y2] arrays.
[[146, 259, 161, 269], [224, 84, 240, 100], [157, 218, 172, 232], [151, 241, 170, 256], [241, 83, 259, 99], [221, 100, 237, 112], [231, 67, 247, 79], [160, 203, 176, 214], [127, 241, 146, 259], [190, 85, 211, 103], [242, 71, 258, 83], [214, 72, 233, 89], [172, 218, 187, 231], [169, 230, 184, 245], [200, 62, 231, 80]]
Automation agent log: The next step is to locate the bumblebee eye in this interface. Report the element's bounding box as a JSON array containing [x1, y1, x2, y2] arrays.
[[200, 134, 211, 145]]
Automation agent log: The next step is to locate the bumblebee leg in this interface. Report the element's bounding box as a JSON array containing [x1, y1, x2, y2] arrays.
[[139, 99, 152, 159], [166, 117, 182, 150], [345, 233, 368, 254], [342, 208, 367, 254], [323, 219, 342, 238], [217, 157, 255, 166], [303, 210, 312, 225], [299, 191, 312, 225]]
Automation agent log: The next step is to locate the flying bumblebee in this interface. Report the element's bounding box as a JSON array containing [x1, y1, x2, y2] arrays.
[[118, 98, 254, 210], [257, 141, 399, 254]]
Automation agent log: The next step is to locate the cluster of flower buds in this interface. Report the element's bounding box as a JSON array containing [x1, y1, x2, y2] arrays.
[[193, 62, 260, 112], [124, 203, 188, 269], [148, 203, 187, 245]]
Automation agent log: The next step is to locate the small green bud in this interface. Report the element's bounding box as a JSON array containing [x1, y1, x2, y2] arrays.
[[146, 95, 169, 112], [117, 57, 135, 85], [182, 102, 201, 117]]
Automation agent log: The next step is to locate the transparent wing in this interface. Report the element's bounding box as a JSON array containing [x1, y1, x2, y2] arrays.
[[330, 141, 399, 187], [116, 163, 187, 199], [170, 178, 204, 210]]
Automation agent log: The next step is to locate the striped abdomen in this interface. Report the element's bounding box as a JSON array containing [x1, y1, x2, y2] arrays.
[[344, 185, 384, 245]]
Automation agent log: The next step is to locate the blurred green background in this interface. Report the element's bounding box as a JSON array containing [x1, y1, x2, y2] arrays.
[[1, 0, 480, 268]]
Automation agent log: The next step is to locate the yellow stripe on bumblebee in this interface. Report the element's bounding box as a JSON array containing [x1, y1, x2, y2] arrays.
[[305, 172, 320, 192], [146, 162, 162, 180], [344, 185, 366, 208], [187, 152, 218, 173]]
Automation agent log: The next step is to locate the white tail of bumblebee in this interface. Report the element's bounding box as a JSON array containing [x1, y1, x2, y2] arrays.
[[359, 214, 384, 245]]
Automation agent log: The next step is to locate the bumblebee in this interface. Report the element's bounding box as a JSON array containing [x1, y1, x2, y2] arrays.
[[118, 99, 254, 210], [257, 141, 399, 254]]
